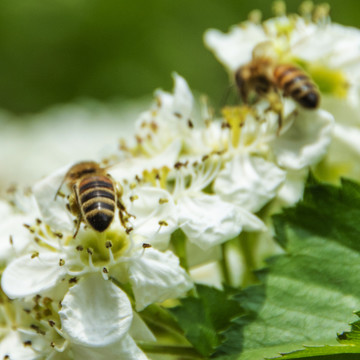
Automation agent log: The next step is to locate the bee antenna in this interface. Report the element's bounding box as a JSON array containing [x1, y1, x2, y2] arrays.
[[219, 84, 235, 109]]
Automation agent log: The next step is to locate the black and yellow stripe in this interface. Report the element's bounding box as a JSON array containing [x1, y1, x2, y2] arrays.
[[274, 64, 320, 109], [78, 175, 115, 232]]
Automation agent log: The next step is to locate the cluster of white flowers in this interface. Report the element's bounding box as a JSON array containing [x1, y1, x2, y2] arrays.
[[2, 3, 360, 359]]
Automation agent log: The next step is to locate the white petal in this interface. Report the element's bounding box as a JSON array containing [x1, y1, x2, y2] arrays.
[[1, 252, 67, 299], [186, 241, 222, 268], [128, 248, 193, 311], [125, 186, 178, 249], [71, 335, 148, 360], [204, 25, 267, 71], [108, 140, 181, 183], [177, 194, 262, 250], [59, 273, 133, 347], [0, 331, 38, 360], [273, 109, 334, 170], [214, 154, 286, 212], [32, 165, 74, 233], [129, 312, 156, 342], [155, 73, 193, 122], [332, 122, 360, 156], [292, 23, 360, 78], [277, 169, 308, 206], [0, 213, 33, 264]]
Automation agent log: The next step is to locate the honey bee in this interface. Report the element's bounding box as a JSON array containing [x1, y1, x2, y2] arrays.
[[235, 43, 320, 110], [55, 161, 127, 237]]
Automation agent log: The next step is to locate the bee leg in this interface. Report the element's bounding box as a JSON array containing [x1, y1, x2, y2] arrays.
[[114, 182, 134, 229], [69, 188, 83, 239], [54, 175, 67, 200]]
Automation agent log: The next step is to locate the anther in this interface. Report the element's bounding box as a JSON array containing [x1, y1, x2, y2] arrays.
[[51, 341, 55, 348], [48, 320, 55, 327], [188, 119, 194, 128], [24, 340, 32, 346], [103, 267, 109, 274], [43, 297, 52, 306], [174, 112, 182, 118], [9, 235, 13, 245], [59, 259, 65, 266], [31, 252, 39, 259], [142, 243, 152, 249], [30, 324, 45, 335], [159, 220, 168, 227], [43, 309, 52, 317], [76, 245, 84, 251], [69, 277, 78, 284], [126, 227, 134, 234], [105, 241, 113, 249], [86, 248, 93, 255], [159, 198, 169, 204], [130, 195, 139, 202]]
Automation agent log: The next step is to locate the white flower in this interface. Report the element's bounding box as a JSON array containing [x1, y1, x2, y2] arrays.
[[0, 189, 40, 265], [171, 156, 265, 250], [205, 13, 360, 182]]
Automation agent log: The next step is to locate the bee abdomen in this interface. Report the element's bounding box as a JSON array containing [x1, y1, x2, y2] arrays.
[[79, 176, 115, 232], [274, 64, 320, 109]]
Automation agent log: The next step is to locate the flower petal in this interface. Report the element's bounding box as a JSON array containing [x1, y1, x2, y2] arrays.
[[177, 194, 263, 250], [1, 252, 67, 299], [128, 248, 193, 311], [71, 334, 148, 360], [0, 212, 33, 264], [155, 73, 193, 122], [272, 109, 334, 170], [32, 165, 74, 233], [204, 24, 267, 71], [59, 273, 133, 347], [129, 312, 156, 342], [0, 331, 37, 360], [214, 154, 286, 212], [125, 186, 178, 249]]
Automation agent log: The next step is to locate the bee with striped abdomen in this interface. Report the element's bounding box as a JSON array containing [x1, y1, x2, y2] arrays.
[[235, 43, 320, 110], [55, 161, 125, 238]]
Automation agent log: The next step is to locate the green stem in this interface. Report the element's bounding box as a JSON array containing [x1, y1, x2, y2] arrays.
[[171, 229, 188, 271], [238, 233, 258, 286], [220, 242, 231, 285], [138, 343, 204, 359]]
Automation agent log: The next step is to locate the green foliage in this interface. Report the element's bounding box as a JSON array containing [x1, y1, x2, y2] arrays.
[[1, 0, 360, 113], [170, 177, 360, 360], [169, 284, 244, 357]]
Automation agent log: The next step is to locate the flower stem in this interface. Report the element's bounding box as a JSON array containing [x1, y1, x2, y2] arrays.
[[238, 232, 258, 286], [220, 242, 231, 285], [138, 343, 204, 358], [171, 229, 189, 271]]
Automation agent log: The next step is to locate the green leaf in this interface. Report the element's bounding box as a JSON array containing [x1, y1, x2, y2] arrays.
[[274, 312, 360, 359], [169, 284, 244, 357], [214, 178, 360, 360]]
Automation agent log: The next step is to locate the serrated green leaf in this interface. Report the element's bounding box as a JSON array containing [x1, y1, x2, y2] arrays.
[[270, 345, 360, 359], [214, 178, 360, 360], [169, 284, 244, 357]]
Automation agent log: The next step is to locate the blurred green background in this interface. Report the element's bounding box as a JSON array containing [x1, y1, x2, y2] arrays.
[[1, 0, 359, 114]]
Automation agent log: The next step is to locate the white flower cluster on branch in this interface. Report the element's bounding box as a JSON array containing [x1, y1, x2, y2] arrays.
[[1, 4, 360, 359]]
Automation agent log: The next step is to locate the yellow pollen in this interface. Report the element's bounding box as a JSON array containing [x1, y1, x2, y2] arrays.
[[221, 106, 252, 148]]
